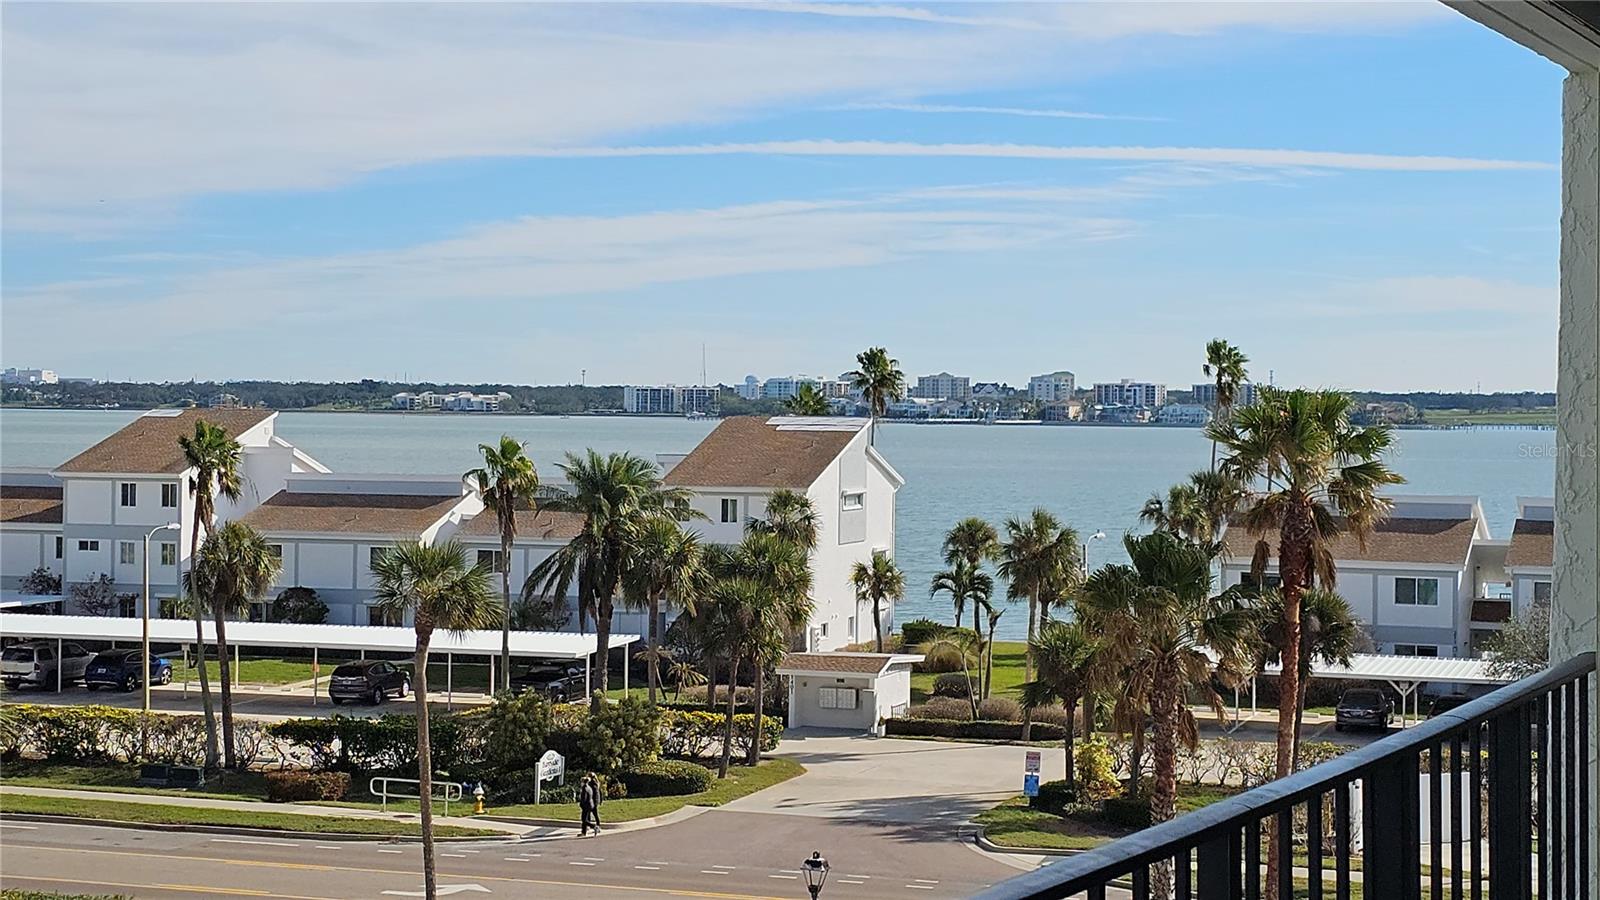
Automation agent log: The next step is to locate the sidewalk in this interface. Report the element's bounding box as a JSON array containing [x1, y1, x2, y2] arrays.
[[0, 784, 549, 837]]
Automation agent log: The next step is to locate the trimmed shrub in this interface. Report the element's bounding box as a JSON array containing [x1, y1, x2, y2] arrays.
[[1030, 779, 1075, 815], [5, 705, 212, 766], [1028, 704, 1071, 728], [977, 697, 1021, 722], [918, 644, 967, 674], [885, 717, 1068, 742], [1075, 737, 1119, 801], [931, 673, 971, 699], [264, 770, 351, 802], [908, 698, 974, 721], [578, 694, 661, 775], [1103, 794, 1152, 829], [660, 710, 782, 760], [619, 760, 714, 797], [483, 691, 554, 773], [898, 618, 948, 647]]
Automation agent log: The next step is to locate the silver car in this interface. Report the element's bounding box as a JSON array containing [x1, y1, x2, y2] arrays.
[[2, 641, 95, 690]]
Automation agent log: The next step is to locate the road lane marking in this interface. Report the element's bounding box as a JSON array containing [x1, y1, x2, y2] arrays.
[[768, 875, 798, 880], [585, 857, 606, 861], [2, 874, 342, 900], [635, 865, 661, 871], [378, 849, 404, 854], [839, 880, 865, 885], [569, 861, 596, 866], [212, 838, 300, 847], [844, 875, 871, 879], [313, 845, 342, 851], [711, 865, 735, 869], [905, 885, 936, 891], [915, 880, 939, 884], [14, 845, 792, 900], [505, 858, 528, 862], [0, 823, 38, 829], [701, 870, 729, 875], [161, 885, 271, 896], [441, 853, 469, 858]]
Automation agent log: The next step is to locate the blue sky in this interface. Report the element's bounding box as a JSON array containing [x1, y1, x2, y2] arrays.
[[0, 2, 1562, 391]]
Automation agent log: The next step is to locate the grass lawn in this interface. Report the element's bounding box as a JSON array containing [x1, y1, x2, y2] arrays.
[[976, 784, 1245, 851], [0, 793, 497, 837], [1, 762, 272, 802], [185, 657, 318, 686], [1422, 407, 1556, 427], [3, 892, 129, 900], [488, 757, 804, 822], [911, 641, 1028, 704]]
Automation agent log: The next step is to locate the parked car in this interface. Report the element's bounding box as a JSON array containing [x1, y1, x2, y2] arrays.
[[510, 661, 586, 702], [1334, 688, 1395, 732], [84, 649, 173, 692], [328, 660, 410, 705], [2, 641, 95, 690]]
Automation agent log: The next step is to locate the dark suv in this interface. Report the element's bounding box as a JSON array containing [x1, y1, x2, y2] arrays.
[[328, 660, 410, 705], [1335, 688, 1395, 732], [85, 649, 173, 692], [510, 661, 586, 702]]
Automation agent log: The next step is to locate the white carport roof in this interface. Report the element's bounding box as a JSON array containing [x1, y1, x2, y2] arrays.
[[1261, 652, 1509, 686], [0, 613, 636, 660], [0, 592, 64, 611]]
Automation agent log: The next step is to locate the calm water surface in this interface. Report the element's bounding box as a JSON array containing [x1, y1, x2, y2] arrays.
[[0, 409, 1556, 638]]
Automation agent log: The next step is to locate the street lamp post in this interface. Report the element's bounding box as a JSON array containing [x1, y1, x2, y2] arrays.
[[143, 522, 180, 718], [801, 851, 829, 900], [1081, 530, 1107, 579]]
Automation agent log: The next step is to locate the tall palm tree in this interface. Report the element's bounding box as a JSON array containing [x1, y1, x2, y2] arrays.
[[1139, 470, 1244, 552], [784, 384, 831, 416], [702, 575, 764, 779], [747, 489, 820, 552], [186, 522, 281, 770], [464, 435, 539, 692], [1253, 587, 1364, 766], [525, 451, 696, 709], [849, 553, 905, 652], [919, 630, 982, 719], [941, 517, 999, 629], [624, 517, 706, 706], [1078, 532, 1255, 899], [846, 346, 906, 446], [372, 541, 498, 900], [1202, 339, 1249, 471], [997, 509, 1078, 684], [178, 419, 243, 771], [723, 531, 812, 765], [1020, 620, 1102, 791], [930, 562, 996, 697]]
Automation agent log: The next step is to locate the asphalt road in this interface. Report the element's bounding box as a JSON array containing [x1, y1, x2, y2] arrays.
[[0, 811, 1019, 899]]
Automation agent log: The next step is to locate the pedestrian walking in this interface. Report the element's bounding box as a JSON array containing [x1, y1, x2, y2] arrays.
[[579, 773, 602, 836]]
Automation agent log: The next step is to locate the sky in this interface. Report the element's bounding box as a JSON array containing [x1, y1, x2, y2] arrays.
[[0, 1, 1563, 392]]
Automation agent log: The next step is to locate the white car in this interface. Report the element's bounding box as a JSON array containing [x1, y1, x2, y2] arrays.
[[2, 641, 95, 690]]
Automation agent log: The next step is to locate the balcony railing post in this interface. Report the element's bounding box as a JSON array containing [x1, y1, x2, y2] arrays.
[[1196, 829, 1239, 900], [1489, 702, 1533, 900], [1363, 751, 1421, 900]]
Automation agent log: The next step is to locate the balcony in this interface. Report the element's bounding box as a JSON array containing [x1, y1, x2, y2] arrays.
[[977, 652, 1594, 900]]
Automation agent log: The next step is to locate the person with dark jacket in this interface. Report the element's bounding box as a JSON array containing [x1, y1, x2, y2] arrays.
[[578, 773, 602, 836]]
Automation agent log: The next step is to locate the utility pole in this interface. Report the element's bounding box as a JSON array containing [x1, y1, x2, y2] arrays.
[[580, 369, 586, 387]]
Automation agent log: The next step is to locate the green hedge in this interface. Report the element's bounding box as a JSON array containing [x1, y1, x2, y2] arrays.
[[1029, 779, 1075, 815], [264, 770, 351, 802], [659, 710, 783, 760], [884, 717, 1068, 742], [1103, 795, 1152, 829], [3, 704, 266, 767], [619, 760, 715, 797]]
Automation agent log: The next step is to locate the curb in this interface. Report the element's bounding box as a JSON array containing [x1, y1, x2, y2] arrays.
[[973, 826, 1082, 858], [482, 803, 708, 834], [0, 811, 513, 842]]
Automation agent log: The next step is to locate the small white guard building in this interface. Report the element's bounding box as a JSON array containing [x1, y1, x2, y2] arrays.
[[777, 652, 922, 733]]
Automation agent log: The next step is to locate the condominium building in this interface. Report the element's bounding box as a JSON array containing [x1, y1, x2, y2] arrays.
[[910, 372, 971, 401], [1028, 371, 1077, 404], [1093, 379, 1167, 409], [1191, 381, 1260, 408], [3, 368, 58, 386], [760, 376, 828, 400], [621, 385, 720, 415]]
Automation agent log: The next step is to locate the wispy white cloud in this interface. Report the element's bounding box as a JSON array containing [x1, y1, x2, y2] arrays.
[[835, 101, 1165, 122], [516, 139, 1551, 172]]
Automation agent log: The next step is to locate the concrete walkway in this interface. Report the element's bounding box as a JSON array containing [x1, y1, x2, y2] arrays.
[[0, 784, 548, 837]]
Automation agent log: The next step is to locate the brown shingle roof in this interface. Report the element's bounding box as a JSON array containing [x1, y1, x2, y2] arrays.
[[1221, 516, 1477, 566], [57, 409, 275, 475], [1506, 519, 1554, 569], [1471, 600, 1512, 624], [237, 491, 462, 536], [458, 503, 585, 542], [662, 417, 857, 489], [0, 485, 63, 525], [775, 652, 893, 675]]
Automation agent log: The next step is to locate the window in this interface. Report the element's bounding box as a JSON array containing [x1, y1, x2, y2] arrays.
[[1395, 577, 1440, 606], [1533, 581, 1553, 604], [369, 547, 388, 569], [369, 605, 402, 626], [720, 498, 739, 524], [54, 536, 63, 559], [77, 540, 99, 552], [119, 541, 138, 565], [158, 597, 180, 619], [161, 483, 179, 508], [266, 544, 282, 560], [818, 686, 859, 710], [1394, 644, 1440, 657], [477, 549, 505, 571], [1241, 573, 1282, 590], [818, 621, 829, 638], [160, 543, 176, 567], [119, 483, 137, 507], [841, 492, 865, 511], [119, 595, 137, 618]]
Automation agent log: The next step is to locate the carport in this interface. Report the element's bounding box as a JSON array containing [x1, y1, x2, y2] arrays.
[[0, 612, 638, 706], [1231, 652, 1512, 731]]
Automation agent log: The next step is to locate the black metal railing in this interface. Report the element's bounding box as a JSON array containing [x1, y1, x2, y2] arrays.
[[977, 652, 1594, 900]]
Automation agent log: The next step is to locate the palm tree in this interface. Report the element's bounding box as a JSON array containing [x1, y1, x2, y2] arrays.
[[1078, 532, 1255, 899], [997, 509, 1078, 685], [178, 419, 243, 771], [748, 489, 820, 551], [1020, 620, 1102, 792], [1253, 587, 1364, 766], [464, 435, 539, 692], [846, 346, 906, 445], [941, 517, 999, 629], [919, 630, 982, 718], [624, 517, 706, 706], [719, 530, 813, 763], [372, 541, 498, 900], [1139, 470, 1244, 551], [1202, 339, 1249, 471], [186, 522, 281, 770], [849, 553, 905, 652], [525, 451, 696, 709], [702, 575, 764, 779], [784, 384, 831, 416], [1209, 388, 1402, 790]]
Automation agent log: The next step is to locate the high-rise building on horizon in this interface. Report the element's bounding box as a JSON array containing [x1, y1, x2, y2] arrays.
[[1093, 379, 1166, 409], [1027, 371, 1077, 404]]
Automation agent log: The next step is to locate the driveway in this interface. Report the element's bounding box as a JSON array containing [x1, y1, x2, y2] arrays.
[[723, 730, 1067, 825]]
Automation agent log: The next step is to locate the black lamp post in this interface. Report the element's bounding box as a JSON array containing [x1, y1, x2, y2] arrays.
[[801, 851, 829, 899]]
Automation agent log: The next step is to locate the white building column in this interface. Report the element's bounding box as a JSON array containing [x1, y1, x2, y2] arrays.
[[1554, 66, 1600, 900]]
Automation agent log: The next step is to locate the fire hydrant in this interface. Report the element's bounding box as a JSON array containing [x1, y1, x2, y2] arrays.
[[473, 783, 486, 815]]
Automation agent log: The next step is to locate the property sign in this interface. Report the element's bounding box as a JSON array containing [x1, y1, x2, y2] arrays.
[[1024, 751, 1041, 775], [533, 750, 565, 805], [1023, 773, 1040, 798]]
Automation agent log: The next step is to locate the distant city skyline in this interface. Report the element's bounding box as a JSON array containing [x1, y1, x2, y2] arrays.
[[1, 2, 1560, 391]]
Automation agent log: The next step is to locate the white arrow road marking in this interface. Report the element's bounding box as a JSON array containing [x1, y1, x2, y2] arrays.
[[382, 884, 491, 896]]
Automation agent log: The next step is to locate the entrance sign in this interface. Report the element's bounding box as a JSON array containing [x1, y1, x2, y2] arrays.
[[534, 750, 566, 805]]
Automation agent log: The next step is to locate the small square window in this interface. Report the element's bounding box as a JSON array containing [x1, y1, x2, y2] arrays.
[[160, 543, 177, 567], [119, 483, 137, 507], [266, 544, 282, 560], [1533, 581, 1552, 604], [1395, 577, 1439, 606], [161, 483, 180, 508], [369, 547, 388, 569], [119, 541, 137, 565], [477, 549, 504, 571], [368, 605, 401, 626], [841, 492, 864, 511], [77, 539, 99, 552], [720, 498, 739, 524]]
